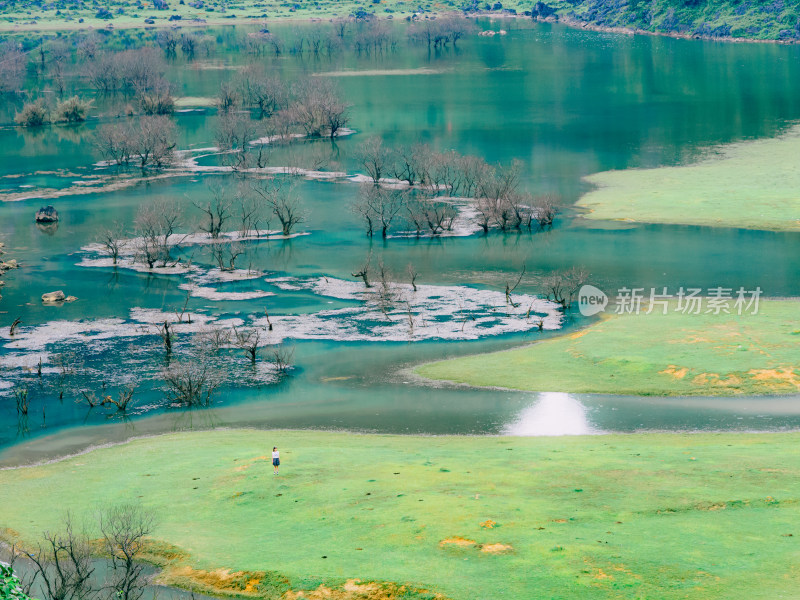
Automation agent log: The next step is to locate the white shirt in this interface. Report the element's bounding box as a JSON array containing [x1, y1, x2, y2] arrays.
[[272, 450, 279, 459]]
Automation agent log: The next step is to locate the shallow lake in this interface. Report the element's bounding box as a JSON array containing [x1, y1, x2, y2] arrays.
[[1, 20, 799, 461]]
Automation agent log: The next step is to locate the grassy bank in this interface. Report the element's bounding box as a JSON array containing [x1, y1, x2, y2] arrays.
[[2, 429, 800, 599], [0, 0, 526, 31], [577, 126, 800, 232], [2, 0, 800, 40], [546, 0, 800, 41], [417, 300, 800, 395]]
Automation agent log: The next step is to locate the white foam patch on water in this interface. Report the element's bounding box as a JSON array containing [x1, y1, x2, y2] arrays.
[[0, 310, 246, 353], [503, 393, 601, 436], [0, 352, 51, 369], [256, 276, 562, 342]]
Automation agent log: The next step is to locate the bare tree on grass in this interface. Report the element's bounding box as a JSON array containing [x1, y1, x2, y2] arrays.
[[24, 514, 95, 600], [252, 179, 305, 235], [100, 504, 156, 600]]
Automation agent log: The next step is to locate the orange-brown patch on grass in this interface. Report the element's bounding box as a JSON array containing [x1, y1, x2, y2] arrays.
[[439, 537, 477, 548], [660, 365, 689, 379], [480, 543, 513, 554], [286, 578, 448, 600], [479, 519, 497, 529], [748, 368, 800, 390]]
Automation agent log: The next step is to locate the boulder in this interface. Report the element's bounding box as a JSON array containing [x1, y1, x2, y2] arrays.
[[35, 206, 59, 223], [42, 290, 66, 303], [42, 290, 77, 304], [0, 259, 18, 272]]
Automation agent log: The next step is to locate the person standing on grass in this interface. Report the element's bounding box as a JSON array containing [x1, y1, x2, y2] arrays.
[[272, 446, 280, 474]]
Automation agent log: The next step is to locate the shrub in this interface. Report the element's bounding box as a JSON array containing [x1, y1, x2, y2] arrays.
[[0, 562, 32, 600], [53, 96, 93, 123], [14, 99, 49, 127], [139, 91, 175, 115]]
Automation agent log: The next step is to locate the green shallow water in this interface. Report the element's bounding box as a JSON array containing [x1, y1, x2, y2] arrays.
[[1, 21, 800, 459]]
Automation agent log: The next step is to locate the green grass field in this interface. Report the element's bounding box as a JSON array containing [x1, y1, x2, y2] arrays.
[[417, 300, 800, 396], [2, 429, 800, 599], [0, 0, 529, 31], [577, 126, 800, 232]]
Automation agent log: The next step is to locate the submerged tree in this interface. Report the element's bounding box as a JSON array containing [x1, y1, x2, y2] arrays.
[[252, 179, 305, 235]]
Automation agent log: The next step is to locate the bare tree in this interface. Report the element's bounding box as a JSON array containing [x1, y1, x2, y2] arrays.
[[134, 202, 181, 268], [13, 384, 29, 417], [238, 66, 288, 119], [211, 242, 245, 271], [100, 504, 156, 600], [135, 116, 177, 168], [533, 194, 561, 228], [351, 184, 406, 238], [391, 144, 426, 186], [217, 81, 240, 113], [286, 78, 350, 138], [406, 263, 418, 292], [0, 43, 27, 93], [233, 327, 261, 364], [352, 253, 372, 287], [270, 345, 294, 375], [252, 179, 305, 235], [357, 137, 392, 184], [97, 223, 127, 265], [194, 186, 231, 239], [541, 267, 590, 309], [215, 112, 264, 169], [162, 358, 222, 407], [24, 514, 95, 600], [94, 123, 135, 166]]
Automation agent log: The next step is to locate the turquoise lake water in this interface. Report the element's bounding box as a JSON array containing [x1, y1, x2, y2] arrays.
[[1, 21, 799, 462]]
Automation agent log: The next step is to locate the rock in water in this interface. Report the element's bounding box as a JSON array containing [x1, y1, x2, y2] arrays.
[[42, 290, 66, 303], [42, 290, 76, 304], [35, 206, 59, 223]]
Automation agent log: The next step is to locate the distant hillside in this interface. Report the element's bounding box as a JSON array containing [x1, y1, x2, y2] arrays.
[[528, 0, 800, 41]]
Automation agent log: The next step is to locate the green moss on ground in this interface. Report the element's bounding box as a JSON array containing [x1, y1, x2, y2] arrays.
[[417, 300, 800, 395], [2, 429, 800, 599], [576, 126, 800, 232]]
